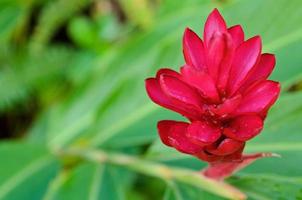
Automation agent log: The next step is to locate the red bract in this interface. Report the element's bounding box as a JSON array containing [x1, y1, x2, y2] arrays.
[[145, 9, 280, 163]]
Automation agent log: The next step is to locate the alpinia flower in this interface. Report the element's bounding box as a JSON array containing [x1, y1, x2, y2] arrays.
[[145, 9, 280, 163]]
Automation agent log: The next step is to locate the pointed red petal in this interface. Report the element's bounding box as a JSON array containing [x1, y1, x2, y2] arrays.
[[204, 8, 227, 46], [240, 53, 276, 92], [215, 33, 235, 93], [221, 146, 245, 162], [157, 120, 203, 154], [186, 121, 221, 146], [228, 36, 262, 95], [195, 150, 222, 162], [157, 120, 176, 147], [156, 68, 181, 79], [159, 74, 204, 115], [181, 65, 220, 103], [228, 25, 244, 48], [202, 152, 278, 180], [223, 115, 263, 141], [234, 80, 280, 116], [210, 94, 242, 118], [145, 78, 173, 107], [145, 78, 197, 118], [183, 28, 206, 70], [207, 32, 228, 82], [206, 138, 245, 156]]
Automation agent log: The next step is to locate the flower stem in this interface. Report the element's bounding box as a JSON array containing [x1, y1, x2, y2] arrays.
[[55, 148, 246, 200]]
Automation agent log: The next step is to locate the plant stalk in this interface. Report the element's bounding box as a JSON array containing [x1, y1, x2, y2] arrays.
[[55, 148, 246, 200]]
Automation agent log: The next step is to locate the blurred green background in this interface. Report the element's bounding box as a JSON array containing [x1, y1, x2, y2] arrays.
[[1, 0, 302, 199]]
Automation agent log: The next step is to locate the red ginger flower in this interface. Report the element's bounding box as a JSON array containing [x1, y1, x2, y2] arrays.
[[145, 9, 280, 163]]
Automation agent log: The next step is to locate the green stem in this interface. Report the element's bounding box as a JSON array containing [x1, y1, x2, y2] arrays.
[[56, 148, 246, 200]]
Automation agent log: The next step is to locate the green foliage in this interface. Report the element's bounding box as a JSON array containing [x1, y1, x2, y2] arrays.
[[0, 45, 75, 110], [1, 0, 302, 199], [230, 175, 302, 200], [0, 142, 59, 200], [30, 0, 91, 50]]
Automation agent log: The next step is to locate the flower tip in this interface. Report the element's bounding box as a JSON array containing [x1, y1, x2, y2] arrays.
[[145, 77, 153, 84], [183, 28, 191, 41], [251, 35, 262, 44], [270, 153, 282, 158], [269, 80, 281, 91], [261, 152, 281, 158], [210, 8, 221, 16], [263, 53, 276, 64], [204, 8, 227, 45], [184, 27, 191, 32], [208, 8, 225, 23], [184, 27, 194, 37], [157, 120, 165, 130], [228, 24, 244, 36], [242, 35, 262, 52], [230, 24, 243, 30], [145, 78, 158, 95], [275, 82, 281, 95]]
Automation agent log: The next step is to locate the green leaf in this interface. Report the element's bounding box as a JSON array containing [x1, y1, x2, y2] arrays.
[[59, 148, 246, 200], [164, 181, 224, 200], [0, 3, 24, 43], [30, 0, 90, 50], [119, 0, 154, 29], [43, 163, 129, 200], [0, 46, 75, 111], [229, 174, 302, 200], [0, 142, 59, 200]]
